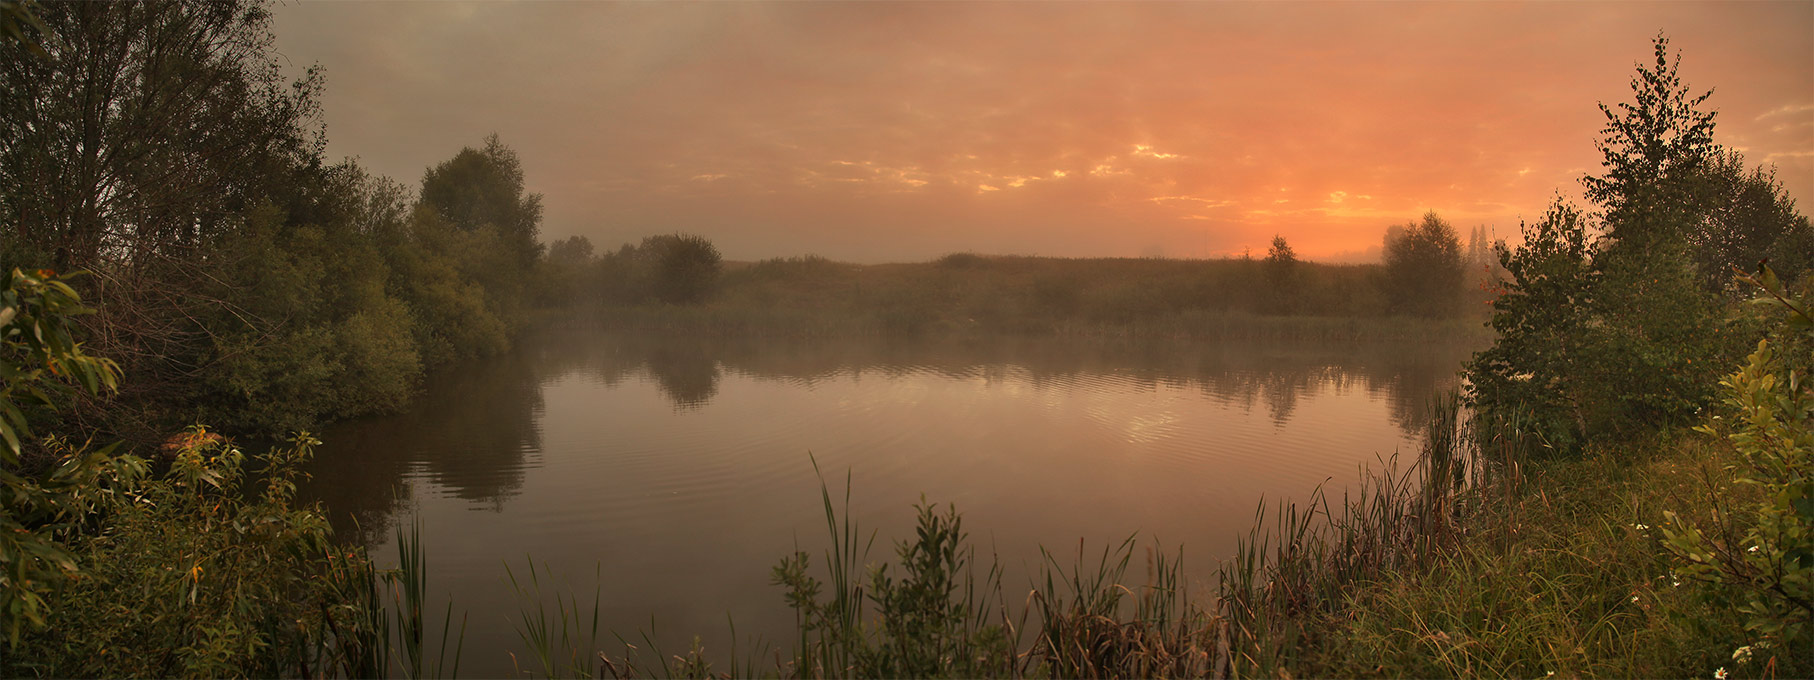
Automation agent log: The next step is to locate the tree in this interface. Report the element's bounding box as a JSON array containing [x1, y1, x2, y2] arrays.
[[1263, 235, 1299, 314], [1687, 149, 1814, 294], [0, 0, 322, 272], [1583, 35, 1727, 427], [1464, 199, 1599, 452], [1583, 34, 1718, 254], [635, 234, 722, 305], [419, 134, 544, 271], [1381, 212, 1464, 317]]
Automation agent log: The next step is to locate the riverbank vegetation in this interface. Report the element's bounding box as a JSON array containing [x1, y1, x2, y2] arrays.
[[2, 0, 1811, 676], [536, 220, 1500, 343]]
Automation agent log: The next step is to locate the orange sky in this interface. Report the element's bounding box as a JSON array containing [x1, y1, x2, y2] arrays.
[[271, 1, 1813, 263]]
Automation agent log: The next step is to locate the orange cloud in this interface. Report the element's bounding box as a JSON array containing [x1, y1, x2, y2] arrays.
[[273, 1, 1814, 262]]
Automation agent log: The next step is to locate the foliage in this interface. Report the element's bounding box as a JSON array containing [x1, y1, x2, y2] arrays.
[[1466, 199, 1599, 454], [1660, 266, 1814, 657], [1583, 34, 1718, 252], [641, 234, 724, 305], [0, 268, 144, 646], [7, 430, 331, 677], [1581, 34, 1729, 433], [769, 467, 1015, 679], [1382, 212, 1466, 318], [420, 133, 546, 271], [1263, 235, 1300, 314], [1467, 35, 1757, 452], [0, 0, 540, 438], [1688, 149, 1814, 294], [1309, 438, 1764, 678], [592, 234, 725, 306]]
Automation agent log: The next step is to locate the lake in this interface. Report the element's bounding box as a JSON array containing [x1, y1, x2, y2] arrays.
[[299, 329, 1477, 676]]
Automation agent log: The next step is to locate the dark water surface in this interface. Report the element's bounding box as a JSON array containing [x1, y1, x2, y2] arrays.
[[299, 330, 1477, 676]]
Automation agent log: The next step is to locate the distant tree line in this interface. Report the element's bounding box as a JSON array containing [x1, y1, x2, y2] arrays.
[[537, 233, 724, 307]]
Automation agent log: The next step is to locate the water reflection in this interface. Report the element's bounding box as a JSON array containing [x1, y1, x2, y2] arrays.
[[302, 348, 543, 543], [304, 331, 1471, 541], [296, 329, 1480, 677]]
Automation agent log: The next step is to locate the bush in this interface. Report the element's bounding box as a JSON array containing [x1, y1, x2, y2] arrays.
[[1660, 267, 1814, 662], [641, 234, 723, 305], [0, 268, 145, 645]]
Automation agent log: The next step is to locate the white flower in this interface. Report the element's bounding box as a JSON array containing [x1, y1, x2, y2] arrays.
[[1635, 523, 1650, 530], [1631, 595, 1640, 602], [1748, 545, 1760, 553], [1672, 580, 1682, 588], [1714, 667, 1728, 680], [1546, 672, 1555, 678]]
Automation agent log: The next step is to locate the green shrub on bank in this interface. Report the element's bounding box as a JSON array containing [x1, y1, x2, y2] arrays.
[[0, 268, 143, 645], [8, 431, 336, 677], [1661, 267, 1814, 665]]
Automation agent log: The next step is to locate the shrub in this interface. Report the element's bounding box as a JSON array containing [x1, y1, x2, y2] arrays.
[[1660, 266, 1814, 662], [0, 268, 144, 645]]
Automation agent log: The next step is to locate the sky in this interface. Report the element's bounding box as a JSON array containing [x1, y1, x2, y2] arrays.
[[269, 1, 1814, 263]]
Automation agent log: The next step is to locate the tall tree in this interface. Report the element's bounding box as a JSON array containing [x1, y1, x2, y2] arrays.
[[0, 0, 321, 272], [1583, 34, 1726, 425], [0, 0, 325, 428], [1582, 34, 1718, 254], [419, 134, 544, 271]]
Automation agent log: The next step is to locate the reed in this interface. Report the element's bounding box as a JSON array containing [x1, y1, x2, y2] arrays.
[[505, 556, 603, 678], [317, 519, 467, 679]]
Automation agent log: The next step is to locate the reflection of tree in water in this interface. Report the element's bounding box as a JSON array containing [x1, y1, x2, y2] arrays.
[[1371, 349, 1466, 438], [573, 332, 1478, 436], [644, 344, 721, 409], [300, 346, 544, 544], [299, 329, 1481, 544]]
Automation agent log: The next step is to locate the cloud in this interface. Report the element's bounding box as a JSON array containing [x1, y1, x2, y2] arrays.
[[272, 1, 1814, 262]]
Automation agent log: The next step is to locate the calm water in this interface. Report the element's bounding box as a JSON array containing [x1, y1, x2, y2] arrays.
[[299, 330, 1475, 675]]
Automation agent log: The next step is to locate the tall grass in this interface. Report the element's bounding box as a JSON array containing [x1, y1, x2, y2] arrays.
[[319, 519, 467, 679], [1214, 389, 1511, 673]]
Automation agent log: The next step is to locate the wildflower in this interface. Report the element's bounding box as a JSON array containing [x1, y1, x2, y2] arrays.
[[1714, 667, 1727, 680], [1631, 595, 1640, 603], [1748, 545, 1759, 553], [1635, 523, 1650, 530], [1672, 579, 1681, 588], [1733, 646, 1752, 664]]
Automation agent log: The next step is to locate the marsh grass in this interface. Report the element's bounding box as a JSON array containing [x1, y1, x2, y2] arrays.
[[317, 518, 467, 679]]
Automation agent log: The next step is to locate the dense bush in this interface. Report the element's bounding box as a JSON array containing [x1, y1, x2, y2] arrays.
[[0, 268, 142, 644], [1661, 267, 1813, 660]]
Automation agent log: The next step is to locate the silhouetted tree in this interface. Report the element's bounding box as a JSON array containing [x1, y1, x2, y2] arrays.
[[1687, 149, 1814, 293], [1263, 235, 1299, 314], [1381, 212, 1464, 317]]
